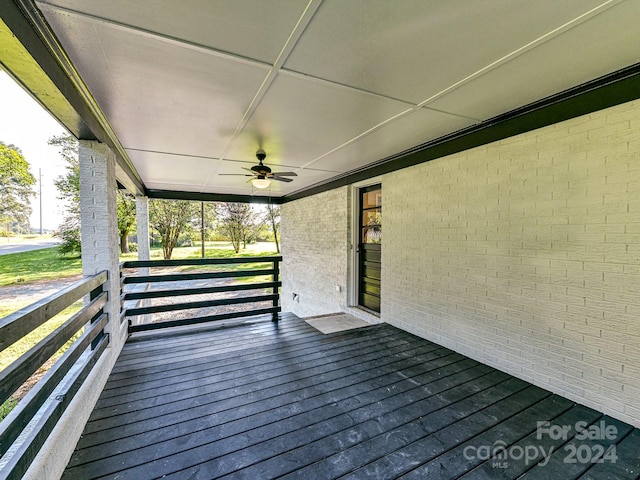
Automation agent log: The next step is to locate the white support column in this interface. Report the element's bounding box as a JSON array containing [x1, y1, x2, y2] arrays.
[[133, 195, 152, 325], [78, 141, 122, 341], [135, 195, 150, 262], [24, 140, 126, 480]]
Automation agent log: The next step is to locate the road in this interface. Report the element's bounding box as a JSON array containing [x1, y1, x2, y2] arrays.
[[0, 238, 61, 255]]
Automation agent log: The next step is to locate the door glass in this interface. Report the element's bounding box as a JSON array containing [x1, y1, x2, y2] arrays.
[[362, 209, 381, 243], [360, 190, 381, 244], [361, 190, 382, 208]]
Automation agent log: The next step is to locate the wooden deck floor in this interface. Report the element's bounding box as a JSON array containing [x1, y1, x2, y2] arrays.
[[63, 313, 640, 479]]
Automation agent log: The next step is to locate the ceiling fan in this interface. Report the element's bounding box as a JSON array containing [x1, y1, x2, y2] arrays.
[[220, 149, 297, 189]]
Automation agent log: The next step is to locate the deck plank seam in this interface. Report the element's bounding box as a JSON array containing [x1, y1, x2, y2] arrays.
[[66, 362, 501, 476], [96, 337, 447, 410], [82, 346, 455, 432], [148, 373, 523, 479]]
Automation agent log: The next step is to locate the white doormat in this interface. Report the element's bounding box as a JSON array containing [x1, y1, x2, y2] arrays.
[[304, 313, 371, 334]]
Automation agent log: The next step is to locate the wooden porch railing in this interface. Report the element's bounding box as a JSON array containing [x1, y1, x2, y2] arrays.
[[0, 271, 110, 480], [120, 256, 282, 333]]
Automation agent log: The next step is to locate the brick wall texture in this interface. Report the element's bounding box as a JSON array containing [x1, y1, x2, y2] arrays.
[[281, 99, 640, 427], [281, 187, 350, 318]]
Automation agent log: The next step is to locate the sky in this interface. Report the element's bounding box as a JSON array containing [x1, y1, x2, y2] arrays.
[[0, 69, 68, 231]]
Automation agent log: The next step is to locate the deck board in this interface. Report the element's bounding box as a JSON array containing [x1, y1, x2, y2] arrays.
[[62, 313, 640, 480]]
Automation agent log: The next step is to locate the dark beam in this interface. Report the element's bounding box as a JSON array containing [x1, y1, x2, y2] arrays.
[[146, 189, 284, 204], [282, 62, 640, 203]]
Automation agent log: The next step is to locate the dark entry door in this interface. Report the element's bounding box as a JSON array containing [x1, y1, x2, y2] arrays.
[[358, 185, 381, 313]]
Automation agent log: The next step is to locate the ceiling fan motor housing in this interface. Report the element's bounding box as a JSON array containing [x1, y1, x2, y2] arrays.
[[220, 150, 295, 182], [252, 149, 271, 174]]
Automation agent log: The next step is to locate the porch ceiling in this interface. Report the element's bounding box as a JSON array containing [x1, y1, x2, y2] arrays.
[[23, 1, 640, 197]]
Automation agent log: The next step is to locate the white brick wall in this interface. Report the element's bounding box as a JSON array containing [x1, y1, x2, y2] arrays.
[[281, 99, 640, 427], [383, 99, 640, 427], [281, 187, 350, 318]]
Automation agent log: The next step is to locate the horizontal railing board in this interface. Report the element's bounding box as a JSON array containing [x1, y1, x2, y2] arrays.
[[120, 256, 282, 268], [0, 333, 109, 480], [121, 269, 275, 284], [0, 292, 107, 405], [0, 271, 108, 354], [123, 281, 281, 301], [129, 308, 281, 333], [122, 256, 281, 333], [124, 294, 278, 317], [0, 313, 108, 458]]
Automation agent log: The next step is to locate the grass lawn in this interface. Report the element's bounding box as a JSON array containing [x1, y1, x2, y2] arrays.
[[120, 241, 278, 261], [0, 248, 82, 287], [0, 241, 278, 287]]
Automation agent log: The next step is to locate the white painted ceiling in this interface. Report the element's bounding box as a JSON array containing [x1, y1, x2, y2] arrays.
[[35, 0, 640, 197]]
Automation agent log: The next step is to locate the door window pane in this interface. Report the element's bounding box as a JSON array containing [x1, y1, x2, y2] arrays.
[[362, 226, 381, 243], [362, 190, 382, 209], [362, 208, 381, 227], [360, 187, 382, 245]]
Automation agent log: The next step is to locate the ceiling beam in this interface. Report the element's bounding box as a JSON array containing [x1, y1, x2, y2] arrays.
[[200, 0, 325, 192], [146, 189, 283, 205], [282, 61, 640, 203]]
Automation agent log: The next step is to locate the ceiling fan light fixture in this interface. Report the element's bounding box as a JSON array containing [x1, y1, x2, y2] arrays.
[[251, 178, 271, 189]]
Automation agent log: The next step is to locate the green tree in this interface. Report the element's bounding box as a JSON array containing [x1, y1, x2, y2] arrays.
[[265, 204, 280, 253], [117, 191, 136, 253], [149, 199, 198, 259], [215, 202, 260, 253], [50, 134, 80, 255], [192, 201, 218, 251], [0, 142, 36, 230]]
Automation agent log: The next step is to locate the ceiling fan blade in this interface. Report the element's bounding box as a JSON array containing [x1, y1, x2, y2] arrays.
[[271, 175, 293, 183], [223, 153, 296, 184]]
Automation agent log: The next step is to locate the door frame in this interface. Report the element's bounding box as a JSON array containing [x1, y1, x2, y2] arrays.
[[348, 177, 382, 309]]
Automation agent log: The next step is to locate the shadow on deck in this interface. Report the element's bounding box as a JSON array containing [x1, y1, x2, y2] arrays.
[[63, 313, 640, 479]]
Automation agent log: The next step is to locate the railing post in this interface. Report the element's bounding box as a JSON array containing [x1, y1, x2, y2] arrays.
[[90, 276, 106, 350], [272, 258, 280, 322]]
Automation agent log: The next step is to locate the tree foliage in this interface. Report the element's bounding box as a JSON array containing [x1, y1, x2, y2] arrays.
[[117, 191, 136, 253], [265, 204, 281, 253], [189, 201, 218, 247], [215, 203, 261, 253], [50, 134, 81, 255], [149, 199, 198, 259], [0, 142, 36, 229]]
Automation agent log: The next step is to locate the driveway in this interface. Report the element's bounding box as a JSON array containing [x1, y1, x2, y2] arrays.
[[0, 238, 61, 255]]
